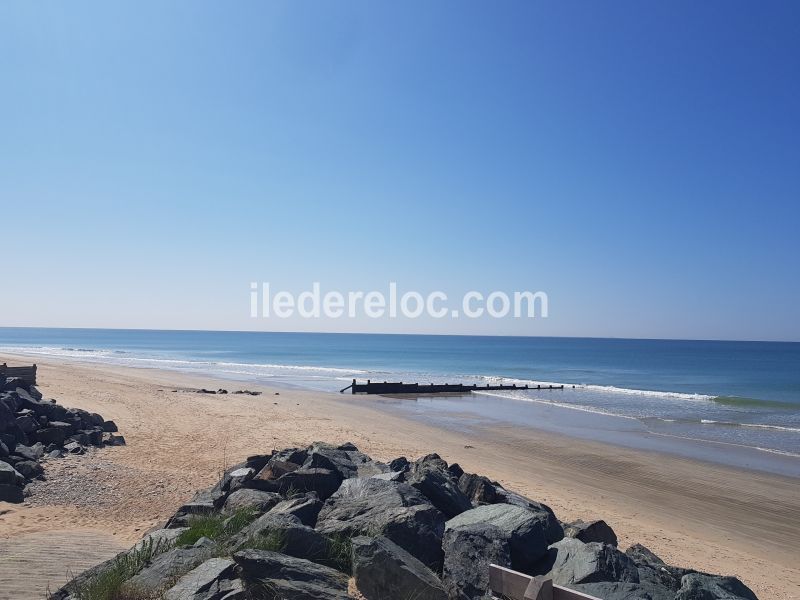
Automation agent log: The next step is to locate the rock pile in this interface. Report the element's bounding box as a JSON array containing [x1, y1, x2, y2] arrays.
[[0, 376, 124, 503], [50, 442, 758, 600]]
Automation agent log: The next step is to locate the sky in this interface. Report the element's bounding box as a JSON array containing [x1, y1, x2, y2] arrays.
[[1, 1, 799, 340]]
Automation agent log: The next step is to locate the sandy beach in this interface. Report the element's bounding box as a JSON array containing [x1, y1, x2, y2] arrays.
[[1, 354, 798, 600]]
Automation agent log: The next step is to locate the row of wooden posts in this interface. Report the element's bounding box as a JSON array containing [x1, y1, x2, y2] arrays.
[[490, 565, 600, 600], [0, 363, 37, 385]]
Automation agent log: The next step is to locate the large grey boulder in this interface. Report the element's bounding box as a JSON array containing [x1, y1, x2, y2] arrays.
[[275, 467, 343, 500], [236, 513, 335, 566], [163, 557, 237, 600], [124, 547, 212, 594], [12, 443, 44, 462], [269, 493, 323, 527], [442, 523, 511, 600], [406, 460, 473, 518], [222, 488, 281, 514], [303, 441, 383, 479], [351, 536, 447, 600], [233, 549, 349, 600], [0, 460, 24, 486], [564, 519, 618, 546], [494, 487, 564, 544], [316, 477, 446, 570], [446, 503, 550, 572], [544, 538, 639, 586], [674, 573, 758, 600]]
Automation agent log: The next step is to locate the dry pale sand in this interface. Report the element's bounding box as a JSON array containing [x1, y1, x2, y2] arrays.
[[0, 354, 798, 600]]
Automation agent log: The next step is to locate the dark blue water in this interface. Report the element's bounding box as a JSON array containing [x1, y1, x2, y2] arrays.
[[1, 328, 798, 457]]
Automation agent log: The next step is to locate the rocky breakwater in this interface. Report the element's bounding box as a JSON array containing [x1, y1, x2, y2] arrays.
[[51, 442, 757, 600], [0, 375, 125, 503]]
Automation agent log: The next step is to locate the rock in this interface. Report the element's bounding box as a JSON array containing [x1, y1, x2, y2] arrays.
[[352, 535, 447, 600], [494, 487, 564, 544], [448, 462, 465, 479], [626, 544, 692, 597], [0, 483, 24, 502], [15, 414, 39, 434], [336, 441, 359, 451], [253, 459, 300, 485], [458, 473, 498, 505], [0, 460, 25, 486], [225, 467, 255, 492], [223, 488, 281, 514], [276, 467, 343, 500], [564, 519, 618, 546], [390, 456, 410, 472], [442, 523, 512, 600], [102, 420, 118, 432], [64, 441, 86, 455], [33, 426, 66, 445], [236, 512, 336, 567], [674, 573, 758, 600], [269, 493, 323, 527], [0, 440, 7, 458], [543, 538, 639, 586], [13, 443, 44, 461], [163, 557, 237, 600], [316, 477, 446, 570], [102, 432, 126, 446], [406, 459, 473, 518], [570, 582, 657, 599], [0, 433, 15, 453], [2, 377, 26, 392], [124, 547, 213, 594], [303, 441, 384, 479], [13, 459, 43, 479], [446, 503, 550, 572], [233, 549, 349, 600]]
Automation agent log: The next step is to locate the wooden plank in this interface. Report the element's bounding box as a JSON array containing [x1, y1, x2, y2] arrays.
[[489, 565, 601, 600], [2, 364, 37, 385]]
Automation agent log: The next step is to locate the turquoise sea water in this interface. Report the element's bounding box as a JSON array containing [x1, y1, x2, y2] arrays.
[[0, 328, 798, 461]]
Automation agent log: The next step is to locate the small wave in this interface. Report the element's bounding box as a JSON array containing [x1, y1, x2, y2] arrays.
[[473, 390, 640, 421], [711, 395, 797, 410]]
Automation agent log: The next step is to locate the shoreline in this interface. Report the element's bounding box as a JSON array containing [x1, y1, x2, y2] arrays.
[[0, 353, 799, 599]]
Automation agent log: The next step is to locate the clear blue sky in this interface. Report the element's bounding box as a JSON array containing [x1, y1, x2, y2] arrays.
[[1, 2, 798, 340]]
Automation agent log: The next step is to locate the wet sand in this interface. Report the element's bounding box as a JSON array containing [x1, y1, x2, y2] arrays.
[[0, 354, 798, 599]]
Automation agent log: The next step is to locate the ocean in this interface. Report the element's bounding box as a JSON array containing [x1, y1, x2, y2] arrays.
[[1, 328, 798, 464]]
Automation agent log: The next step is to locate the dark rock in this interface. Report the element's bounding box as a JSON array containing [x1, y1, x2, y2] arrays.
[[317, 477, 446, 570], [352, 535, 447, 600], [447, 462, 465, 479], [0, 433, 15, 453], [416, 453, 449, 472], [33, 426, 66, 445], [446, 503, 550, 573], [543, 538, 639, 585], [102, 420, 118, 433], [225, 467, 255, 492], [237, 513, 334, 565], [675, 573, 758, 600], [406, 460, 473, 518], [2, 377, 26, 392], [303, 441, 384, 479], [0, 460, 25, 486], [0, 483, 24, 502], [494, 486, 564, 544], [564, 519, 618, 546], [571, 582, 657, 599], [0, 440, 7, 458], [223, 488, 281, 514], [64, 441, 86, 455], [163, 557, 237, 600], [124, 546, 212, 594], [243, 453, 272, 472], [85, 429, 104, 446], [233, 549, 349, 600], [253, 459, 299, 484], [15, 414, 38, 434], [269, 493, 324, 527], [390, 456, 410, 472], [626, 544, 693, 596], [337, 441, 359, 451], [102, 432, 126, 446], [13, 443, 44, 461], [458, 473, 498, 505], [276, 467, 343, 500], [14, 460, 43, 479], [70, 432, 90, 446], [442, 523, 511, 600]]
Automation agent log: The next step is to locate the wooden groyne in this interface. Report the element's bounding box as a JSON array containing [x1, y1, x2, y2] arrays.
[[340, 378, 564, 395], [0, 363, 37, 386]]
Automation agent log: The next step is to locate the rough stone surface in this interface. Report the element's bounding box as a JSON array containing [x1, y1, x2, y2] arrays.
[[674, 573, 758, 600], [442, 523, 511, 600], [233, 549, 349, 600], [446, 503, 550, 572], [544, 538, 639, 586], [163, 557, 236, 600], [564, 519, 619, 546], [222, 488, 282, 514], [351, 535, 447, 600], [317, 477, 446, 570], [406, 459, 473, 518]]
